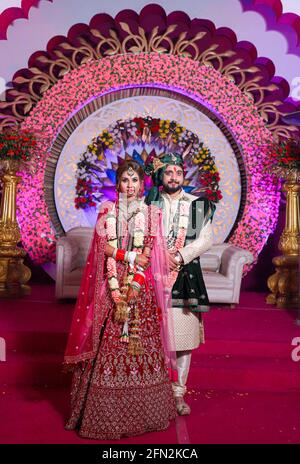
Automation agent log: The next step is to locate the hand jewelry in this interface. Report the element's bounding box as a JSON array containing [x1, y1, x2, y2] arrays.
[[174, 251, 183, 264]]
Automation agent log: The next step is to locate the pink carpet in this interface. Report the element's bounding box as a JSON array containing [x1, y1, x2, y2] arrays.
[[0, 284, 300, 444]]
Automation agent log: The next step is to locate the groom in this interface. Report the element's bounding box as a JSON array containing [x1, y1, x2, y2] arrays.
[[145, 152, 215, 415]]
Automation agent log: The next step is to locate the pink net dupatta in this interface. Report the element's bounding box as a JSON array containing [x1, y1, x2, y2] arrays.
[[63, 203, 111, 368], [147, 207, 178, 383]]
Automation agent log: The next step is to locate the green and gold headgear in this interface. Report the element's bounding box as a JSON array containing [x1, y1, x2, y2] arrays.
[[144, 152, 184, 205]]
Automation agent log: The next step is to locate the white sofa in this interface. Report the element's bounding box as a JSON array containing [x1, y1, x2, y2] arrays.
[[55, 226, 254, 303]]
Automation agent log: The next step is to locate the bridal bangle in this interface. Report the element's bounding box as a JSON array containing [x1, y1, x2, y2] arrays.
[[113, 248, 137, 266], [131, 270, 145, 290], [115, 249, 126, 261]]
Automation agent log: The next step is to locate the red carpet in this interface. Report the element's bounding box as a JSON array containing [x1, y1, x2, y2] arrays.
[[0, 284, 300, 444]]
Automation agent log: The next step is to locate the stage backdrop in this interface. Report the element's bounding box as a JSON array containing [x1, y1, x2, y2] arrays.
[[14, 52, 281, 278]]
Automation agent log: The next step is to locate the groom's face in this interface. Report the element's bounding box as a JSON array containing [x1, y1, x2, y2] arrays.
[[162, 164, 184, 194]]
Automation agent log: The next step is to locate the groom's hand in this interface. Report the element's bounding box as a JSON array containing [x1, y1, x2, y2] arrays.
[[136, 253, 149, 269], [167, 251, 180, 272]]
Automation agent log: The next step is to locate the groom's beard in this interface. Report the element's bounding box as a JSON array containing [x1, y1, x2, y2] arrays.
[[163, 181, 183, 194]]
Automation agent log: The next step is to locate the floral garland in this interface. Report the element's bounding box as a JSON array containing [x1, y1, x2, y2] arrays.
[[75, 116, 222, 210], [105, 200, 145, 330], [106, 204, 145, 300], [166, 196, 190, 288], [105, 200, 148, 353]]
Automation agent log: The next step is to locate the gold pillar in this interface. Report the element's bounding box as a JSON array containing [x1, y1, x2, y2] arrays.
[[267, 177, 300, 308], [0, 163, 31, 297]]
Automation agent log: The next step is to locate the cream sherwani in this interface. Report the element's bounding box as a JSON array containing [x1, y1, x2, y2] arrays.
[[161, 189, 213, 351]]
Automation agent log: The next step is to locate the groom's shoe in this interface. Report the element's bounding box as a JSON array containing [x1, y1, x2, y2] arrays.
[[175, 396, 191, 416]]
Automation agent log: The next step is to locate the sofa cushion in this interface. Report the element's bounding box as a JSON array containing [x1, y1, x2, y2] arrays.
[[200, 253, 221, 272], [203, 271, 233, 289]]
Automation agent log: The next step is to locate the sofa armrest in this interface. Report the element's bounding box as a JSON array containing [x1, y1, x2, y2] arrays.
[[219, 245, 254, 303], [56, 236, 79, 273], [55, 237, 79, 299]]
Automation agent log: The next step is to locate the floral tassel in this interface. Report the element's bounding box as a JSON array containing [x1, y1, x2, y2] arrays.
[[120, 320, 129, 343]]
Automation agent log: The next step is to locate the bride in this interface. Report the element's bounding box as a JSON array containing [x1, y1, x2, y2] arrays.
[[63, 160, 177, 440]]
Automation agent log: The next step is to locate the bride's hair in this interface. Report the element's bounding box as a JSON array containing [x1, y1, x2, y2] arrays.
[[116, 160, 144, 189]]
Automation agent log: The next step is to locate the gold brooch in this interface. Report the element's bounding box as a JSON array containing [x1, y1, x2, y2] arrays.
[[153, 157, 166, 173]]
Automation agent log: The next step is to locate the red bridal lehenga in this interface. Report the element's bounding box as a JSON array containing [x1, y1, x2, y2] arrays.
[[64, 200, 177, 440]]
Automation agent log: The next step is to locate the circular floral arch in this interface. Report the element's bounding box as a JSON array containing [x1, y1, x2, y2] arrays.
[[74, 115, 222, 210], [19, 53, 280, 270]]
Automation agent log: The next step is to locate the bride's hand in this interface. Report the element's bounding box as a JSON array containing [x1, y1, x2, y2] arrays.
[[127, 286, 140, 302], [136, 253, 149, 269]]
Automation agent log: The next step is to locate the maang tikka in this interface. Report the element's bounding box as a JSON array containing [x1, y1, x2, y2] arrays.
[[127, 166, 135, 177]]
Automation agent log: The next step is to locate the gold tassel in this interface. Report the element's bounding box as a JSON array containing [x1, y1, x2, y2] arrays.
[[114, 300, 129, 323], [128, 317, 144, 355], [128, 333, 144, 355]]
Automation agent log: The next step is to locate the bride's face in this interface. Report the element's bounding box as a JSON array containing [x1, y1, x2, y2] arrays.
[[118, 169, 142, 200]]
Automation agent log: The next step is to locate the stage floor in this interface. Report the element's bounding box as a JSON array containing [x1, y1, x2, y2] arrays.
[[0, 284, 299, 444]]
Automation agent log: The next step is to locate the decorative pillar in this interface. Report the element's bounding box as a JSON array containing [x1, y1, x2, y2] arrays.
[[267, 174, 300, 309], [0, 161, 31, 297]]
